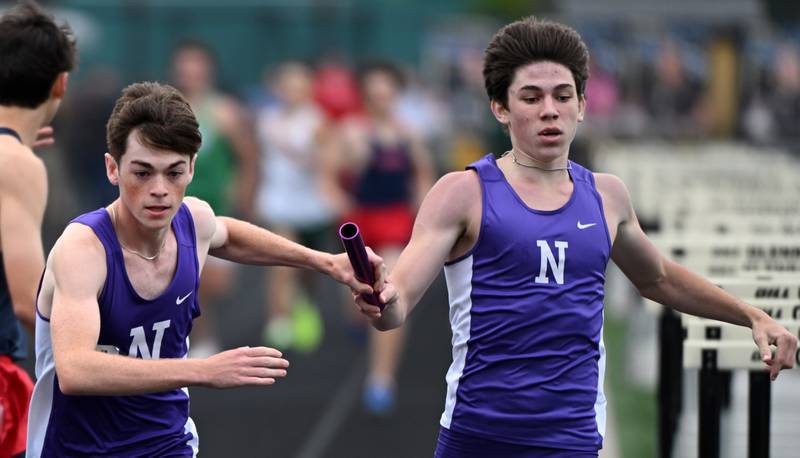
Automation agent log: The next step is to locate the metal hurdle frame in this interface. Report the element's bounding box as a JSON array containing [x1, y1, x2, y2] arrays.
[[682, 282, 800, 458], [591, 142, 800, 458], [655, 237, 800, 458]]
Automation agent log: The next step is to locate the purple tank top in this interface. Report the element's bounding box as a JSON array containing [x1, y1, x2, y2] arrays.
[[39, 204, 201, 456], [440, 154, 611, 452]]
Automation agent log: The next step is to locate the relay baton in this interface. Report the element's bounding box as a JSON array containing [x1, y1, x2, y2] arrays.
[[338, 222, 383, 309]]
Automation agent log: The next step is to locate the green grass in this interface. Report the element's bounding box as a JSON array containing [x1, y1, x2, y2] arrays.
[[604, 315, 657, 458]]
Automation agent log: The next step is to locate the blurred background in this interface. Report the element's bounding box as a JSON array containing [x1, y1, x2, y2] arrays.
[[6, 0, 800, 457]]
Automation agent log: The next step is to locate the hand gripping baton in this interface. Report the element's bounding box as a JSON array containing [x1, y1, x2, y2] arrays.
[[338, 222, 383, 309]]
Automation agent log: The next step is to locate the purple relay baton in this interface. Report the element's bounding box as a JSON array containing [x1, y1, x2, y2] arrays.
[[339, 222, 383, 309]]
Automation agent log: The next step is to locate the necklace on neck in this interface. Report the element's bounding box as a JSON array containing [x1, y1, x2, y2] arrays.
[[109, 204, 167, 261], [504, 150, 571, 172]]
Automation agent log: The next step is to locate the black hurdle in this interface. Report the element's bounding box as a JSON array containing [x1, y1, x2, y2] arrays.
[[748, 371, 771, 458], [696, 335, 777, 458], [659, 308, 683, 458], [698, 349, 722, 458]]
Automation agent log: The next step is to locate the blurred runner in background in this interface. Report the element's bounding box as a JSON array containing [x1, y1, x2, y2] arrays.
[[256, 62, 335, 353], [171, 40, 260, 357], [323, 61, 435, 416]]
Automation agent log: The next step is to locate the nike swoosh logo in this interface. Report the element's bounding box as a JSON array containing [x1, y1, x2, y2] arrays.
[[176, 291, 193, 305], [577, 221, 597, 230]]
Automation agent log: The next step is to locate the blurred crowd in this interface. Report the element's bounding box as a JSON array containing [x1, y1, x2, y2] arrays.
[[576, 27, 800, 147], [53, 17, 800, 216]]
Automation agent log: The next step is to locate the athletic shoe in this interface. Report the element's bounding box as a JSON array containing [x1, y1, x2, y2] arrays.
[[362, 382, 396, 417], [263, 315, 294, 350], [291, 294, 324, 354]]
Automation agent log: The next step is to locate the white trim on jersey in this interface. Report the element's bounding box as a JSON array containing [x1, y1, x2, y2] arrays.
[[594, 320, 608, 440], [27, 313, 56, 458], [184, 416, 199, 456], [182, 336, 199, 456], [440, 255, 474, 429]]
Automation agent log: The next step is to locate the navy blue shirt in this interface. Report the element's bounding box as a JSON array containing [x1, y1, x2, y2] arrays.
[[0, 127, 27, 361], [0, 253, 26, 360]]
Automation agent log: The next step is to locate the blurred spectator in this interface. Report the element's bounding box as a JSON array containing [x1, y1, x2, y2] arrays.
[[313, 57, 362, 121], [613, 81, 649, 139], [741, 86, 775, 145], [170, 40, 260, 357], [61, 66, 121, 211], [447, 47, 495, 170], [642, 37, 708, 138], [573, 54, 622, 168], [321, 61, 435, 416], [583, 55, 620, 137], [396, 68, 452, 174], [742, 42, 800, 148], [256, 61, 335, 353], [769, 43, 800, 147]]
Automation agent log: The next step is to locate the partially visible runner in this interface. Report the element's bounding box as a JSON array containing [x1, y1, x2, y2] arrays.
[[323, 62, 435, 415], [171, 40, 260, 357], [256, 62, 336, 352], [0, 2, 75, 456]]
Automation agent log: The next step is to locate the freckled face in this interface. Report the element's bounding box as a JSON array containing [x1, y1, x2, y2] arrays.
[[106, 131, 194, 230]]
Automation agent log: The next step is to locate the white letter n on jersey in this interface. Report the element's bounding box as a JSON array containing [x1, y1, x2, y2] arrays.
[[129, 320, 171, 359], [534, 240, 569, 285]]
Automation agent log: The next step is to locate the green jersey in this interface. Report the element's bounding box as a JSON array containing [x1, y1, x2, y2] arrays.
[[187, 95, 236, 215]]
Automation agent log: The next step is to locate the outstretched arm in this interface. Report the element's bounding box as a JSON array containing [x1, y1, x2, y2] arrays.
[[600, 174, 798, 380], [185, 197, 383, 297], [356, 171, 478, 330], [49, 224, 288, 396]]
